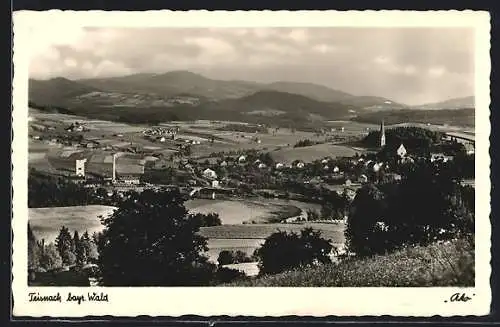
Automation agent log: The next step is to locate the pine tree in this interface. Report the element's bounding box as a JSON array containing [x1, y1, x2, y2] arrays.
[[39, 243, 63, 271], [55, 226, 76, 266], [81, 231, 99, 263], [28, 224, 41, 271], [73, 231, 86, 267]]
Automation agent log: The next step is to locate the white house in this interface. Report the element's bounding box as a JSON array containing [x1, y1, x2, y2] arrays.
[[296, 162, 305, 169], [211, 180, 220, 188], [358, 174, 368, 183], [321, 158, 329, 164], [275, 162, 284, 169], [430, 153, 453, 163], [258, 163, 267, 169], [343, 187, 357, 201], [372, 162, 382, 172], [75, 158, 87, 177], [203, 168, 218, 179], [333, 166, 340, 173], [238, 155, 246, 163], [220, 161, 228, 167], [397, 144, 407, 157]]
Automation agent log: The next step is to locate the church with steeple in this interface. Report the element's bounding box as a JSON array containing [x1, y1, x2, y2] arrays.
[[379, 120, 386, 148]]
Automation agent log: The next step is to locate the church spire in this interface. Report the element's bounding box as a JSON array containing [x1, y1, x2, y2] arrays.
[[380, 120, 386, 148]]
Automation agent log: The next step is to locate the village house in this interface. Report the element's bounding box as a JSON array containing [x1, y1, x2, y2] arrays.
[[384, 173, 402, 183], [296, 161, 305, 169], [238, 155, 247, 163], [430, 153, 454, 163], [115, 175, 141, 185], [211, 180, 220, 188], [358, 174, 368, 184], [343, 187, 357, 201], [396, 144, 407, 158], [258, 163, 267, 169], [202, 168, 218, 180], [275, 162, 284, 169]]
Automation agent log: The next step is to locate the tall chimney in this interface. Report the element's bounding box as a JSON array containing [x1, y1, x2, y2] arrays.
[[112, 153, 116, 182]]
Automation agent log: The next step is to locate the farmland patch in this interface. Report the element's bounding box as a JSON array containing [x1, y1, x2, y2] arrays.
[[29, 205, 117, 243]]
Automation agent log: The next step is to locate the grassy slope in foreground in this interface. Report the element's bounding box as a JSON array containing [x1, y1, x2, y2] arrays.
[[226, 238, 474, 287]]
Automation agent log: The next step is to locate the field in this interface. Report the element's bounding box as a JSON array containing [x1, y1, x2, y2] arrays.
[[29, 205, 117, 242], [199, 223, 345, 243], [200, 222, 346, 264], [269, 143, 360, 163], [29, 109, 374, 176], [185, 199, 312, 224]]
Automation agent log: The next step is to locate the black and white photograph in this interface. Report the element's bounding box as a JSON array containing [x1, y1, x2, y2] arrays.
[[12, 10, 491, 317]]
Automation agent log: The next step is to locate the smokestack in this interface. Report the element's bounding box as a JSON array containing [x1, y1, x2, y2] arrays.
[[112, 153, 116, 182]]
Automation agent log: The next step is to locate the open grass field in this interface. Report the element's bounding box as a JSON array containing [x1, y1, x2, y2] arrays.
[[200, 222, 345, 264], [29, 205, 117, 243], [185, 199, 304, 224], [270, 143, 360, 163], [205, 238, 264, 263], [199, 222, 345, 243]]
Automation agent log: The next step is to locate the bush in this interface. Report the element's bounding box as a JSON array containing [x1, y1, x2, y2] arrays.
[[189, 212, 222, 227], [294, 139, 317, 148], [217, 250, 253, 266], [214, 267, 247, 284], [254, 227, 334, 275]]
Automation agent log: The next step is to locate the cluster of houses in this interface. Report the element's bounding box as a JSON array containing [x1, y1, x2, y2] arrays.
[[65, 122, 88, 133], [142, 127, 178, 142]]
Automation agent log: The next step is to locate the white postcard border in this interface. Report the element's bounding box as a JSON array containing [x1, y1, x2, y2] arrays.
[[12, 10, 492, 317]]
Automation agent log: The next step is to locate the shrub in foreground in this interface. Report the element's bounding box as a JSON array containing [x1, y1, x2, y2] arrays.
[[254, 227, 334, 275]]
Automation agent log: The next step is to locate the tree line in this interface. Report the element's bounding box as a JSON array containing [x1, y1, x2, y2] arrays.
[[345, 159, 474, 256], [28, 224, 100, 273]]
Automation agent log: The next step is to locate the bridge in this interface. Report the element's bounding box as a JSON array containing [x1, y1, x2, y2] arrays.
[[444, 131, 475, 145]]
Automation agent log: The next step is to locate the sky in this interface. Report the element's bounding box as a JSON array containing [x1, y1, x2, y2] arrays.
[[28, 27, 475, 105]]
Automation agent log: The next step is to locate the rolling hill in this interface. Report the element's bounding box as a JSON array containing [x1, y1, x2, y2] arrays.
[[73, 70, 403, 109], [29, 77, 101, 106], [411, 96, 475, 110], [32, 71, 478, 128], [352, 108, 475, 127], [192, 90, 358, 124]]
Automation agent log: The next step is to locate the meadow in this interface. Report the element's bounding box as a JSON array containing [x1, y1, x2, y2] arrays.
[[185, 199, 309, 224], [29, 205, 117, 242], [199, 223, 345, 243], [269, 143, 360, 163]]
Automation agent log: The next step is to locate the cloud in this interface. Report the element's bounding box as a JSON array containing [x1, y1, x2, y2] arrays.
[[428, 66, 446, 77], [28, 27, 475, 105]]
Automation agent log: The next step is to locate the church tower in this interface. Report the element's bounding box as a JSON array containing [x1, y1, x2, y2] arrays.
[[380, 120, 386, 148]]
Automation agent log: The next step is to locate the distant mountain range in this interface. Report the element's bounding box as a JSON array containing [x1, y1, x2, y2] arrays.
[[29, 70, 405, 109], [28, 70, 475, 126], [410, 96, 474, 110]]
